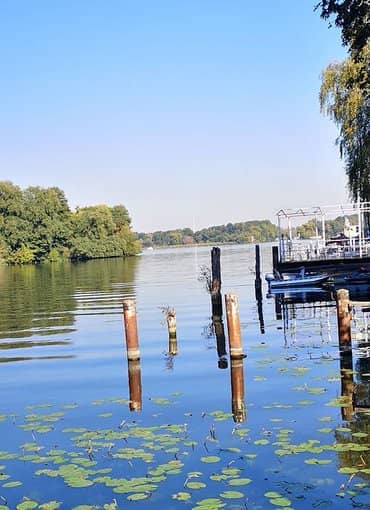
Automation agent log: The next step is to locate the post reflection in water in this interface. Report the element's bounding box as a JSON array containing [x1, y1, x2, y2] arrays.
[[127, 359, 142, 412], [167, 311, 178, 356], [340, 350, 355, 422], [213, 315, 228, 369], [230, 357, 246, 423]]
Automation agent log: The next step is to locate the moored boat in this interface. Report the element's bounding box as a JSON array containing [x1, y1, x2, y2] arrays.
[[265, 270, 330, 291]]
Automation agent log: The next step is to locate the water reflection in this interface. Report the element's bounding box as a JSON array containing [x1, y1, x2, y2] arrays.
[[270, 283, 370, 464], [0, 257, 138, 360], [230, 357, 246, 423], [127, 359, 142, 412]]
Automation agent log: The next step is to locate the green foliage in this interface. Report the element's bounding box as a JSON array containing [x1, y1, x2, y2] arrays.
[[315, 0, 369, 58], [0, 181, 139, 264], [137, 220, 278, 248], [8, 245, 35, 265], [317, 1, 369, 203], [320, 43, 369, 202]]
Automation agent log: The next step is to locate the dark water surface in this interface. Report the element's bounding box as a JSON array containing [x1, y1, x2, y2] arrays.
[[0, 244, 368, 509]]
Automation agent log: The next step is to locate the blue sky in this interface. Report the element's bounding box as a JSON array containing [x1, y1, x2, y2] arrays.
[[1, 1, 348, 231]]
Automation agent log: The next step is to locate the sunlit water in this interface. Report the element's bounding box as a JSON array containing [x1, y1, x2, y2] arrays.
[[0, 244, 368, 509]]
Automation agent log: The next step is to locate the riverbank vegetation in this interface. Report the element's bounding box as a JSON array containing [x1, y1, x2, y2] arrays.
[[317, 0, 369, 202], [137, 220, 279, 248], [0, 181, 140, 264]]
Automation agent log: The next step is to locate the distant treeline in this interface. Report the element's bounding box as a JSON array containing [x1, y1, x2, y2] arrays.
[[138, 215, 360, 249], [0, 181, 140, 264], [137, 220, 279, 247], [295, 215, 357, 239]]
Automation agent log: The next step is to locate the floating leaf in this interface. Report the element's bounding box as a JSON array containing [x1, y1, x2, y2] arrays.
[[304, 458, 332, 465], [269, 497, 292, 507], [186, 481, 206, 489], [254, 439, 269, 445], [265, 492, 282, 499], [172, 492, 191, 501], [227, 478, 252, 486], [219, 490, 244, 499], [200, 456, 220, 463], [150, 398, 171, 406], [39, 502, 62, 510], [2, 481, 22, 488], [16, 502, 38, 510], [127, 493, 150, 501]]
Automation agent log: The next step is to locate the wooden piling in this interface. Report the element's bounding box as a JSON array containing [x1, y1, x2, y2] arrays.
[[211, 247, 222, 318], [128, 359, 142, 412], [272, 245, 279, 272], [230, 357, 246, 423], [167, 311, 178, 355], [254, 244, 262, 299], [122, 299, 140, 361], [225, 293, 245, 359], [335, 289, 352, 351]]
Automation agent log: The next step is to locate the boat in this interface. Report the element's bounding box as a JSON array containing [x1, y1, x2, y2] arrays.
[[265, 269, 330, 291]]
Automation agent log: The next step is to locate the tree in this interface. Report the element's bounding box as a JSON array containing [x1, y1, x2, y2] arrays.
[[320, 42, 369, 202], [315, 0, 370, 57]]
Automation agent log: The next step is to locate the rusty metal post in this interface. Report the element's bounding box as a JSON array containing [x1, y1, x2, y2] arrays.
[[336, 289, 352, 352], [230, 357, 246, 423], [167, 311, 178, 355], [225, 293, 245, 359], [211, 247, 222, 318], [128, 359, 142, 412], [123, 299, 140, 361]]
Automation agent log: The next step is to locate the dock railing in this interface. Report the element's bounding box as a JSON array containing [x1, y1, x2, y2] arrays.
[[277, 203, 370, 263]]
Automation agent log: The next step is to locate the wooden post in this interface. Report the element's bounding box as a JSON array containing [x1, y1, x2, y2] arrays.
[[272, 245, 279, 272], [254, 244, 262, 299], [211, 247, 222, 318], [128, 359, 142, 412], [225, 293, 245, 359], [167, 311, 178, 355], [122, 299, 140, 361], [336, 289, 352, 351], [230, 357, 246, 423]]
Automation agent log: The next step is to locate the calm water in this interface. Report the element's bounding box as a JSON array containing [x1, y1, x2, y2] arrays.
[[0, 244, 368, 509]]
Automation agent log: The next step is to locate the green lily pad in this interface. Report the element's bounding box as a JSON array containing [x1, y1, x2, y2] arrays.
[[172, 492, 191, 501], [127, 493, 150, 501], [2, 481, 22, 488], [219, 490, 244, 499], [227, 478, 252, 486], [16, 502, 38, 510], [200, 456, 220, 463], [187, 481, 206, 489], [269, 497, 292, 507]]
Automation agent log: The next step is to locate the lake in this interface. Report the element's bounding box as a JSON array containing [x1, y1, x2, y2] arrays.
[[0, 244, 368, 510]]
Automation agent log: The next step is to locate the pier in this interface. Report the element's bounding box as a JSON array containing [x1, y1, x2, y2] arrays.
[[272, 203, 370, 277]]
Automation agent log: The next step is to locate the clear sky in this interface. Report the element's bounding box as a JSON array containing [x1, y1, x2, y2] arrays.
[[1, 1, 349, 232]]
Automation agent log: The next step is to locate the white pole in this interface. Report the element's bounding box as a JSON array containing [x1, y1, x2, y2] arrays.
[[357, 197, 362, 257]]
